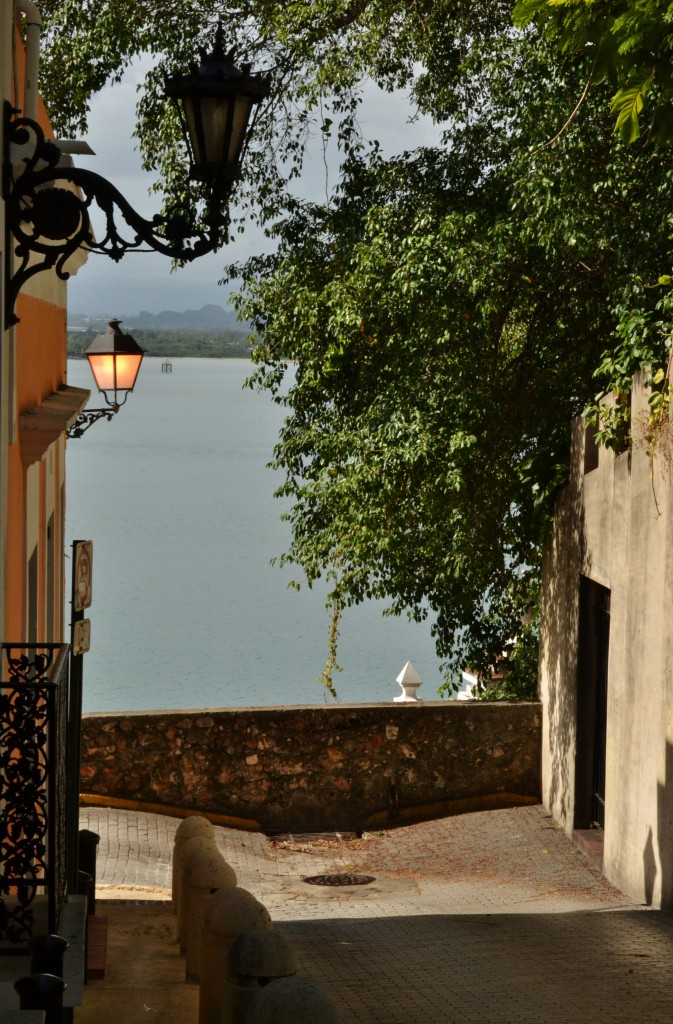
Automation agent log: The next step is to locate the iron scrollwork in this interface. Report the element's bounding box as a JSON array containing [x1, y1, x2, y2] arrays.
[[0, 644, 70, 952], [2, 644, 56, 684], [66, 407, 117, 439], [4, 101, 225, 328]]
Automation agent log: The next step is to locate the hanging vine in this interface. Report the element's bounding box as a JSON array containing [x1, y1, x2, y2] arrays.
[[584, 286, 673, 515], [633, 337, 673, 515], [319, 596, 343, 700]]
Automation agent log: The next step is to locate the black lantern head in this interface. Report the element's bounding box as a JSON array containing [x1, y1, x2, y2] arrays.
[[165, 24, 270, 193]]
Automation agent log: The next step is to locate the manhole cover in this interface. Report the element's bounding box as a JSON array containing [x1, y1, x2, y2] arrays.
[[302, 873, 376, 887]]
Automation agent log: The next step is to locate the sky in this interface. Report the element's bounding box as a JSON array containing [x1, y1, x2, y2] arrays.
[[65, 57, 441, 317]]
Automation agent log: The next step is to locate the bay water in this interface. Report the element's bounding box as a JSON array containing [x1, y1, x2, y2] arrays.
[[65, 357, 446, 712]]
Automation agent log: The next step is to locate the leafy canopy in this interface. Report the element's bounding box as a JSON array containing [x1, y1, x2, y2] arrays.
[[38, 1, 492, 234], [37, 2, 673, 693], [514, 0, 673, 143]]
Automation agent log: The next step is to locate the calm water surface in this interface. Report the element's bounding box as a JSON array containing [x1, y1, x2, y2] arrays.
[[65, 358, 445, 711]]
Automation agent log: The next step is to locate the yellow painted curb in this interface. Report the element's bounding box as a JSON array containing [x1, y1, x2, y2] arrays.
[[364, 792, 540, 829], [79, 792, 261, 832]]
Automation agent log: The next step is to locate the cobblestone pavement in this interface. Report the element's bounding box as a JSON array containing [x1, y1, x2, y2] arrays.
[[80, 804, 673, 1023]]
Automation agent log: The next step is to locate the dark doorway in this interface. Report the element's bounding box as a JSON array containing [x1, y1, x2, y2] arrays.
[[574, 576, 611, 830]]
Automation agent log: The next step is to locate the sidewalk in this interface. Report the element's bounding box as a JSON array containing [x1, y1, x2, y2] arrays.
[[78, 804, 673, 1023]]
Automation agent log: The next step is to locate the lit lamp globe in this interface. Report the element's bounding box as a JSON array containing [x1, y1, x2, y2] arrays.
[[84, 320, 144, 411]]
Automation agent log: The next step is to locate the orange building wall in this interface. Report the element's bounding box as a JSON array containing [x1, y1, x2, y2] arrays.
[[5, 298, 68, 643], [4, 26, 87, 645], [5, 18, 69, 641], [15, 296, 67, 410]]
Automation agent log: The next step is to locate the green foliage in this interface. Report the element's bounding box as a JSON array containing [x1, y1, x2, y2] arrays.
[[584, 290, 673, 452], [230, 24, 673, 683], [476, 621, 541, 701], [36, 2, 450, 230], [514, 0, 673, 142], [41, 2, 673, 690]]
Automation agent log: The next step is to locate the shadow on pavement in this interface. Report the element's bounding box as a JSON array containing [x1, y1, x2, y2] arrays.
[[276, 908, 673, 1023]]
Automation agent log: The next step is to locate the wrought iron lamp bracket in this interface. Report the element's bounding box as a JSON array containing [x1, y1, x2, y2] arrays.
[[66, 406, 118, 439], [3, 102, 224, 329]]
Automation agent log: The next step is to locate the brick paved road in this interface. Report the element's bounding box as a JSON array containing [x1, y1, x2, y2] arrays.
[[80, 804, 673, 1023]]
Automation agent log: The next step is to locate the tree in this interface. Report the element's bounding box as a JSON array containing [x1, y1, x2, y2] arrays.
[[235, 66, 673, 691], [37, 3, 673, 693], [514, 0, 673, 143], [38, 1, 470, 231]]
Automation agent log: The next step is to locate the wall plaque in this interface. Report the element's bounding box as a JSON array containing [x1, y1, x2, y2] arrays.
[[73, 540, 93, 611]]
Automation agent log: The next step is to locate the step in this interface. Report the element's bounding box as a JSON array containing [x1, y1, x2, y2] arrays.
[[0, 1014, 45, 1023], [59, 896, 87, 1008], [86, 917, 108, 981]]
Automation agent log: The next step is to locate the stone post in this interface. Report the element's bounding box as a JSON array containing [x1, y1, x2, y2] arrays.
[[177, 835, 221, 949], [185, 855, 238, 982], [228, 931, 299, 1023], [246, 976, 338, 1023], [172, 815, 216, 907], [199, 887, 272, 1024]]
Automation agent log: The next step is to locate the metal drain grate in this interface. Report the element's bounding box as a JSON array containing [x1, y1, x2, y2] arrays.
[[302, 873, 376, 887]]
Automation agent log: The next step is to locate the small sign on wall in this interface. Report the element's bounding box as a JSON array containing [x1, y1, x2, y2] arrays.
[[73, 540, 93, 611], [73, 618, 91, 656]]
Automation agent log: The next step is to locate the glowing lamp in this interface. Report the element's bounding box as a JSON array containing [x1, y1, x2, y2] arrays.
[[85, 320, 144, 410]]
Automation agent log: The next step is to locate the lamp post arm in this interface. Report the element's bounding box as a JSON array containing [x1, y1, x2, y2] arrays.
[[4, 104, 227, 328], [54, 164, 224, 261]]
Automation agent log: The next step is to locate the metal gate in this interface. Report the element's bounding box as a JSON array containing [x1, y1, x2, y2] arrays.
[[0, 643, 70, 952]]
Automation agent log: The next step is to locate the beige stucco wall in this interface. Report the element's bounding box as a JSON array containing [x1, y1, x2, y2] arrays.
[[541, 373, 673, 907]]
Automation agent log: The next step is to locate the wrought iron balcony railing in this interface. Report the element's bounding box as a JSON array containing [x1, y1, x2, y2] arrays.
[[0, 643, 70, 953]]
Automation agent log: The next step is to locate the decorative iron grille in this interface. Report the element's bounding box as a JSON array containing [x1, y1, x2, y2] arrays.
[[0, 643, 70, 952]]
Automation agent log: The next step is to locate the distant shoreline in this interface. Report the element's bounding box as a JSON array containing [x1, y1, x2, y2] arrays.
[[67, 327, 253, 360], [67, 352, 253, 360]]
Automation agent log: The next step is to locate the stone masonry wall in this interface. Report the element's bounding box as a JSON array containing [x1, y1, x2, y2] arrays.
[[81, 701, 541, 833]]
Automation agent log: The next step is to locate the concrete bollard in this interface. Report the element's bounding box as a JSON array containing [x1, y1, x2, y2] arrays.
[[228, 931, 299, 1023], [14, 973, 67, 1024], [172, 816, 216, 908], [78, 829, 100, 915], [176, 834, 221, 946], [198, 887, 272, 1024], [185, 856, 238, 982], [246, 976, 338, 1024], [29, 934, 69, 978]]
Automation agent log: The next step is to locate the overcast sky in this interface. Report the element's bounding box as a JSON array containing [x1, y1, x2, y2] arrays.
[[66, 58, 441, 317]]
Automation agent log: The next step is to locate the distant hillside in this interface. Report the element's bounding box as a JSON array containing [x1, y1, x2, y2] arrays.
[[69, 303, 245, 333]]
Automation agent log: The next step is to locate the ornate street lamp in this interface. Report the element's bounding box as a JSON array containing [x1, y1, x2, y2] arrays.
[[3, 25, 270, 329], [67, 321, 145, 439], [165, 24, 270, 194]]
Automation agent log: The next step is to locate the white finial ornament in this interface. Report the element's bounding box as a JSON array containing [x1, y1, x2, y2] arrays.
[[394, 660, 423, 702]]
